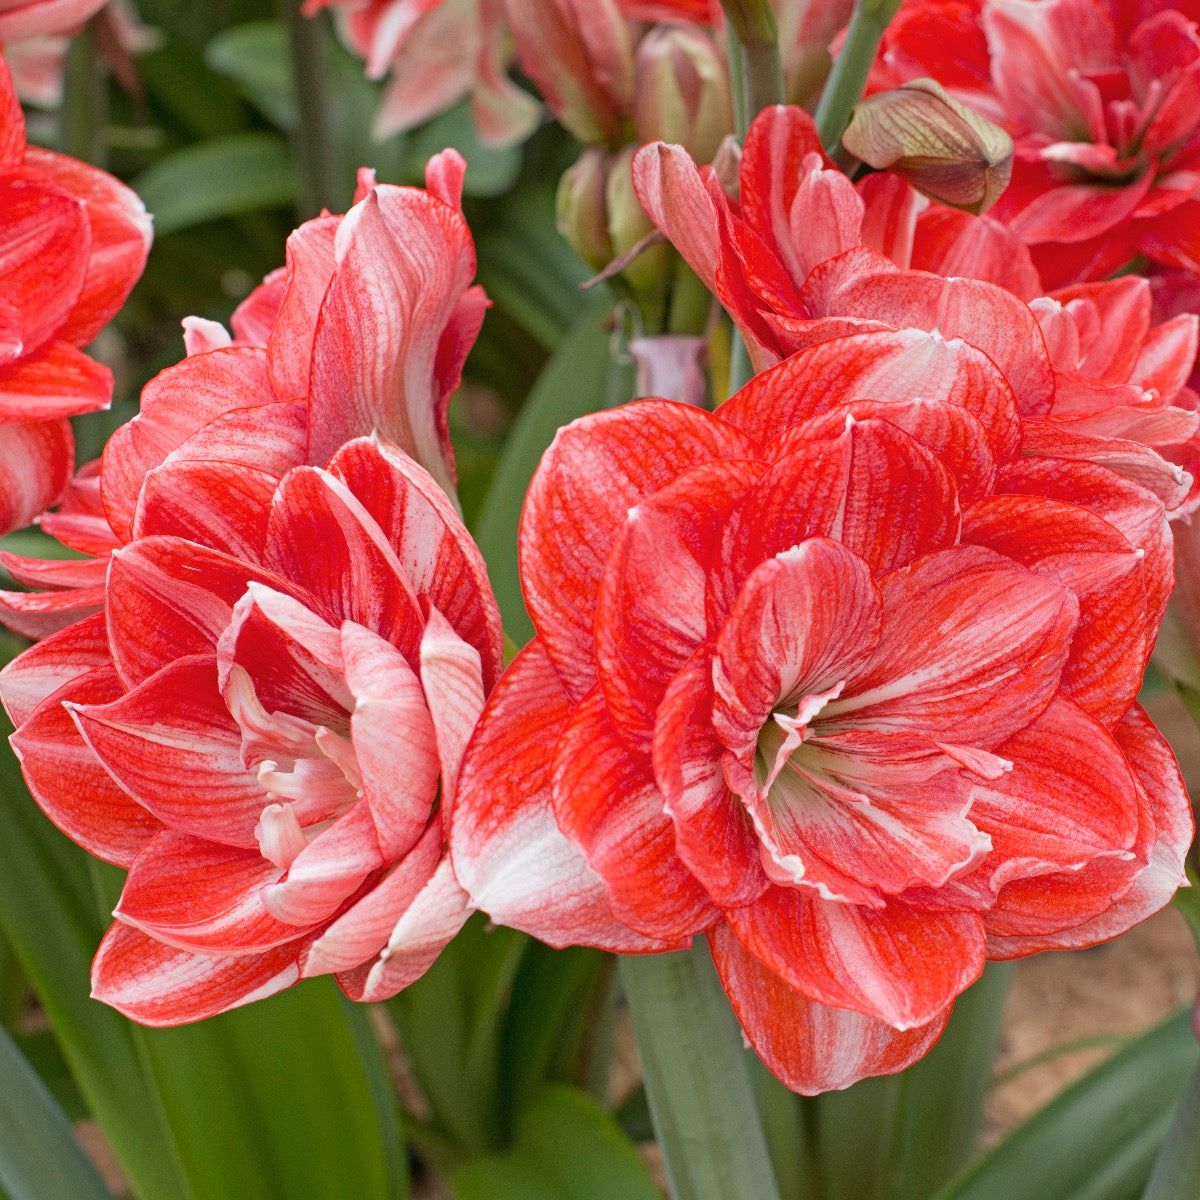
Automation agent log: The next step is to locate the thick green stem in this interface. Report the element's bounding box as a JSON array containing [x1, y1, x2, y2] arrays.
[[620, 942, 781, 1200], [723, 7, 785, 140], [61, 23, 106, 166], [279, 0, 341, 217], [813, 0, 902, 154]]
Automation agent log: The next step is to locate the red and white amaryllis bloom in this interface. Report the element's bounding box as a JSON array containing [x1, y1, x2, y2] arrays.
[[0, 153, 486, 638], [305, 0, 540, 145], [450, 330, 1192, 1093], [0, 51, 149, 535], [0, 435, 502, 1022], [633, 104, 1200, 517], [874, 0, 1200, 287]]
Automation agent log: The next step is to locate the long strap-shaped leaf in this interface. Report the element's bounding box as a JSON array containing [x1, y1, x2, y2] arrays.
[[0, 1021, 114, 1200], [621, 943, 782, 1200], [932, 1007, 1200, 1200], [1141, 1056, 1200, 1200]]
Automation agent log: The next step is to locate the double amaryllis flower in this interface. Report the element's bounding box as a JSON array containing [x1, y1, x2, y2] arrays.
[[450, 328, 1193, 1093], [0, 153, 484, 637], [2, 436, 501, 1022], [634, 104, 1200, 518], [0, 153, 499, 1022], [874, 0, 1200, 287], [0, 51, 149, 535]]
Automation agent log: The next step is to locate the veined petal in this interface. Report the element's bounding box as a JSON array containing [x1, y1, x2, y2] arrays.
[[713, 539, 881, 759], [115, 832, 294, 954], [451, 640, 684, 953], [521, 399, 752, 701], [329, 436, 503, 687], [418, 605, 485, 823], [69, 655, 268, 848], [710, 924, 953, 1095], [91, 923, 301, 1026], [302, 818, 444, 977], [597, 457, 762, 749], [343, 620, 439, 861], [263, 466, 425, 664], [828, 546, 1078, 746], [552, 687, 718, 941], [726, 888, 985, 1028], [11, 663, 161, 867], [0, 611, 108, 726], [654, 649, 770, 908], [342, 857, 472, 1001]]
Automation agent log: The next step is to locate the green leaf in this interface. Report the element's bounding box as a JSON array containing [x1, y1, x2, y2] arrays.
[[386, 914, 527, 1161], [474, 182, 594, 349], [620, 944, 781, 1200], [1142, 1058, 1200, 1200], [0, 730, 403, 1200], [133, 134, 297, 236], [934, 1008, 1200, 1200], [205, 22, 297, 130], [473, 296, 625, 643], [0, 1023, 114, 1200], [451, 1085, 662, 1200], [498, 943, 610, 1126]]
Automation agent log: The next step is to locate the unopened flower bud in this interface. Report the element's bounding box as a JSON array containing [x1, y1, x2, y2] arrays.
[[557, 148, 615, 271], [607, 145, 671, 291], [634, 25, 733, 164], [842, 78, 1013, 214]]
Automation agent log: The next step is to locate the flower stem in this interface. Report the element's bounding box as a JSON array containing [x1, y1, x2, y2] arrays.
[[620, 941, 781, 1200], [61, 22, 106, 166], [722, 1, 784, 140], [279, 0, 341, 217], [813, 0, 903, 154]]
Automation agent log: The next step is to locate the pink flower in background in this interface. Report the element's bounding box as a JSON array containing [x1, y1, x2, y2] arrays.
[[0, 51, 149, 537], [633, 104, 1200, 517], [450, 330, 1191, 1093], [308, 0, 540, 145], [0, 0, 105, 41], [874, 0, 1200, 287], [0, 154, 487, 637], [1, 435, 502, 1022]]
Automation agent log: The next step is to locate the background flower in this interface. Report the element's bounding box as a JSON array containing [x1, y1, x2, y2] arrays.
[[873, 0, 1200, 287], [0, 51, 149, 536]]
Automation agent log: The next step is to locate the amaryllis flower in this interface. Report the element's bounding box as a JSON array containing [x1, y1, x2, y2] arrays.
[[874, 0, 1200, 287], [633, 104, 1200, 516], [450, 330, 1192, 1092], [1, 434, 502, 1022], [306, 0, 540, 146], [0, 52, 149, 535], [0, 153, 487, 637]]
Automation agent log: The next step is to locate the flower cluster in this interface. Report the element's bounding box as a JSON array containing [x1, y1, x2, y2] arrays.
[[0, 0, 1194, 1104], [0, 152, 498, 1021]]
